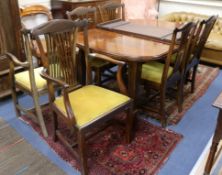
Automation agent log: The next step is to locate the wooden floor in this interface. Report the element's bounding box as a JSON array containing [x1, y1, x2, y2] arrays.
[[0, 117, 65, 175]]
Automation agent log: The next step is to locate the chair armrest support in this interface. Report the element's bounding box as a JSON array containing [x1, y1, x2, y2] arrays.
[[89, 53, 125, 65], [6, 52, 29, 68], [89, 53, 128, 95], [40, 68, 69, 88], [40, 68, 78, 124]]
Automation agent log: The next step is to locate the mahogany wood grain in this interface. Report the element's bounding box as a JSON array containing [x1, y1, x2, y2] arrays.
[[77, 28, 171, 100], [33, 19, 134, 175], [77, 28, 170, 62], [97, 19, 180, 42], [0, 0, 23, 98]]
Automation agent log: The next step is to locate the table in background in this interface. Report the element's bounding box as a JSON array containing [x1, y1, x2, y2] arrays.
[[97, 19, 180, 42], [51, 0, 121, 20], [77, 28, 171, 101]]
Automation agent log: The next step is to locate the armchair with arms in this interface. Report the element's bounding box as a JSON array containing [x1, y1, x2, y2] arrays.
[[20, 4, 53, 66], [99, 1, 125, 22], [33, 19, 134, 175], [7, 29, 48, 137]]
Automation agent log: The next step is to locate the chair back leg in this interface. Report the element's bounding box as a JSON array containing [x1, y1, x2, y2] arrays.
[[125, 104, 134, 143], [33, 93, 48, 137], [177, 80, 183, 112]]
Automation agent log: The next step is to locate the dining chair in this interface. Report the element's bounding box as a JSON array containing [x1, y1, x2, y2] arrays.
[[141, 22, 197, 127], [20, 4, 53, 29], [66, 6, 118, 85], [33, 19, 134, 175], [98, 1, 125, 22], [20, 4, 53, 66], [7, 29, 48, 137], [183, 15, 218, 95]]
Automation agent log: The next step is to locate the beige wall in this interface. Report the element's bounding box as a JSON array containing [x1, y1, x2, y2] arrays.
[[18, 0, 50, 8]]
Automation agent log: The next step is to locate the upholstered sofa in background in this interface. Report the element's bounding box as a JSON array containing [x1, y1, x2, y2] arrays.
[[160, 12, 222, 66]]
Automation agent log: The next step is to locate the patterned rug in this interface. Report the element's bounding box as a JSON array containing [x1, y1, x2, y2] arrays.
[[141, 64, 219, 125], [21, 114, 182, 175]]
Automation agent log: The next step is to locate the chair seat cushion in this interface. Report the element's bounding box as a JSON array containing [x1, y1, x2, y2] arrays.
[[54, 85, 130, 127], [141, 61, 173, 84], [15, 67, 47, 91]]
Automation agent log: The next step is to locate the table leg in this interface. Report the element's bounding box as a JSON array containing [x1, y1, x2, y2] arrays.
[[204, 110, 222, 174], [127, 62, 142, 106]]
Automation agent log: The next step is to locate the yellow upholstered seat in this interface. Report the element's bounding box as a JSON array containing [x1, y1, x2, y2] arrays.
[[54, 85, 130, 127], [141, 61, 173, 84], [15, 67, 47, 90]]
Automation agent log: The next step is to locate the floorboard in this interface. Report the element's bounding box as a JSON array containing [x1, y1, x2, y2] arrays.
[[0, 117, 65, 175]]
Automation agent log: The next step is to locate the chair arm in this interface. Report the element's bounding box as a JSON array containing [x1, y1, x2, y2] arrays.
[[89, 53, 128, 95], [6, 52, 29, 68], [40, 68, 79, 124], [40, 68, 82, 91], [89, 53, 125, 65], [40, 68, 69, 88]]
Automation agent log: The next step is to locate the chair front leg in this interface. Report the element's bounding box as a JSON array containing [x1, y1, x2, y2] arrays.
[[11, 84, 21, 117], [9, 64, 21, 117], [125, 103, 134, 143], [78, 130, 88, 175]]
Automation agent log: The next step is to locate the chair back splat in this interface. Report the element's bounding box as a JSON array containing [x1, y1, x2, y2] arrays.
[[33, 19, 89, 87], [184, 15, 218, 94], [99, 1, 125, 22]]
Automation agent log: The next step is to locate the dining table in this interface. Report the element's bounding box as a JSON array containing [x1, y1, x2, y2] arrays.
[[77, 19, 178, 104], [96, 18, 179, 42]]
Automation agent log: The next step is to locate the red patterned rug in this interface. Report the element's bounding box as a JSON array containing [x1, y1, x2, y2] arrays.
[[141, 64, 219, 125], [21, 114, 182, 175]]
